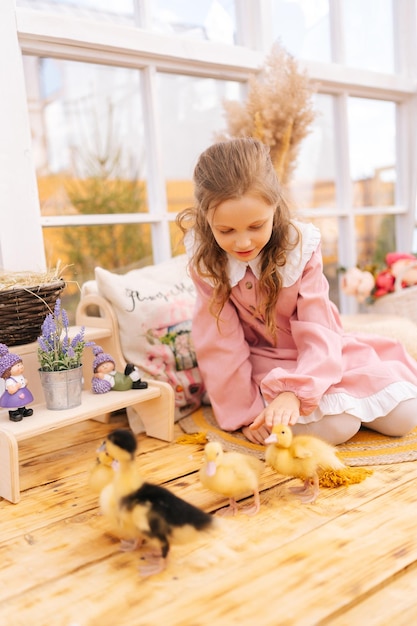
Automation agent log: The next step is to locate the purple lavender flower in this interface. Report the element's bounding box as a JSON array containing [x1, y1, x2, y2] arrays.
[[37, 335, 52, 353], [37, 298, 94, 371], [70, 330, 84, 349], [61, 307, 69, 329]]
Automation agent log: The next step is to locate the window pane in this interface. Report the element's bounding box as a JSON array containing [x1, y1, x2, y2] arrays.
[[24, 56, 148, 216], [355, 214, 396, 267], [17, 0, 135, 24], [308, 217, 340, 307], [23, 56, 149, 314], [170, 220, 185, 256], [289, 94, 336, 209], [343, 0, 394, 72], [44, 223, 153, 316], [348, 97, 396, 208], [350, 101, 397, 279], [157, 73, 242, 214], [150, 0, 236, 44], [271, 0, 331, 62], [289, 94, 337, 303]]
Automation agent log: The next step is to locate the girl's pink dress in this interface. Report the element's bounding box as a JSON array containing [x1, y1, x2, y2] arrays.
[[186, 222, 417, 431]]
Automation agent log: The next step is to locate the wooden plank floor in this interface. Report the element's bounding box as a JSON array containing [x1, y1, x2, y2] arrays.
[[1, 412, 417, 626]]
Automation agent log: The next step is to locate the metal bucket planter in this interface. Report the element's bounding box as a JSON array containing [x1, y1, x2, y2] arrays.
[[38, 366, 83, 410]]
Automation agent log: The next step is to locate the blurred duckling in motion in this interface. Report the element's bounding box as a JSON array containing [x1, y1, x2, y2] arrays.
[[199, 441, 263, 516], [98, 429, 144, 552], [264, 424, 345, 503], [88, 445, 115, 494], [99, 428, 215, 576]]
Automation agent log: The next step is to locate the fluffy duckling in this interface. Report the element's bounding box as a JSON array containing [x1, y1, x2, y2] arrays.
[[99, 428, 215, 576], [199, 441, 263, 516], [98, 430, 144, 553], [88, 446, 115, 494], [264, 424, 345, 503]]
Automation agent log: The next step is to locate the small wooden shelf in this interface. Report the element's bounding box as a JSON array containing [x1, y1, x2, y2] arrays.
[[0, 320, 176, 504], [0, 382, 174, 504]]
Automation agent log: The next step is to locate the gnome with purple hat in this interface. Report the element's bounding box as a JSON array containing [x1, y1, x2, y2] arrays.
[[0, 343, 34, 422], [91, 345, 148, 394]]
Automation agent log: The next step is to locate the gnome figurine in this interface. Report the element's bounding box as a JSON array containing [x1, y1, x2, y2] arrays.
[[91, 345, 148, 394], [0, 343, 34, 422]]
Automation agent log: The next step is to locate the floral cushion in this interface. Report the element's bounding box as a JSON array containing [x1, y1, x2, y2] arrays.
[[94, 255, 205, 420]]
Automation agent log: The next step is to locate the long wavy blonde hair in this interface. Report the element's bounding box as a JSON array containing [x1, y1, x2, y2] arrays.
[[176, 138, 299, 338]]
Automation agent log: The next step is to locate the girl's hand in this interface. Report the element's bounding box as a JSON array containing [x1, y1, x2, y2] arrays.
[[241, 423, 271, 445], [250, 391, 300, 430]]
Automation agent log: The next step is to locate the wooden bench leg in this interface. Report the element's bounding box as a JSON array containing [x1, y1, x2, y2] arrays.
[[126, 381, 175, 442], [0, 430, 20, 504]]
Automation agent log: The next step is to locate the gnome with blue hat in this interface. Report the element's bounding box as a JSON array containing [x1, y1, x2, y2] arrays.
[[0, 343, 34, 422]]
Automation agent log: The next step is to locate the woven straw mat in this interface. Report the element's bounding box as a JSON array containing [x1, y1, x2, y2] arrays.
[[178, 405, 417, 466]]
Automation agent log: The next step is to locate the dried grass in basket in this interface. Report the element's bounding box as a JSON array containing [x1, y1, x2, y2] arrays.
[[0, 269, 65, 347]]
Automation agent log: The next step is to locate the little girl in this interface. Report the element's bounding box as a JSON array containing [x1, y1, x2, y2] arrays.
[[177, 137, 417, 445]]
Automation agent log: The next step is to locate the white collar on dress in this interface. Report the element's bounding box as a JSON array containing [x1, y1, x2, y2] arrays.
[[184, 221, 321, 288], [227, 255, 261, 286]]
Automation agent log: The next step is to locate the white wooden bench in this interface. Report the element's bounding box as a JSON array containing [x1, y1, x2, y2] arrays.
[[0, 381, 174, 504]]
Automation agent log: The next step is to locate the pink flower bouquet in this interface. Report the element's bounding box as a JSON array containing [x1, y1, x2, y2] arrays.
[[341, 252, 417, 303]]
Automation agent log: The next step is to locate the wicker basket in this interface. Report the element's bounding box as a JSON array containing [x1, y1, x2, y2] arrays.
[[369, 267, 417, 324], [0, 280, 65, 347]]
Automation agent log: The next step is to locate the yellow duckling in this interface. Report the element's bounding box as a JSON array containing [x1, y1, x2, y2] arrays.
[[264, 424, 345, 503], [99, 429, 215, 576], [199, 441, 264, 516], [98, 429, 149, 554], [88, 446, 115, 494]]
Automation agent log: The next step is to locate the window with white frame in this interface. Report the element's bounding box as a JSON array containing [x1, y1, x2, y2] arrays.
[[2, 0, 417, 319]]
